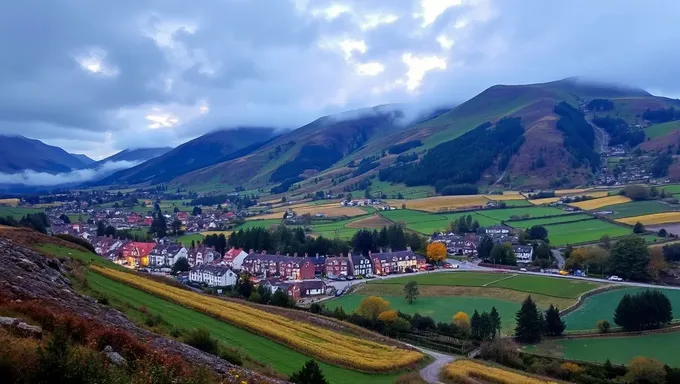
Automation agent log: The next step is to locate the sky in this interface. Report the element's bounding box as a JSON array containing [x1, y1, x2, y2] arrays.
[[2, 0, 680, 160]]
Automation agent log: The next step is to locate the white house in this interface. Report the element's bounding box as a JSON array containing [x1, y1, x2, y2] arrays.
[[486, 225, 512, 235], [189, 265, 238, 287], [512, 245, 534, 265], [149, 243, 188, 267]]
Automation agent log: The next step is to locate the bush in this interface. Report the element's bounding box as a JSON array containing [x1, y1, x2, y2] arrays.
[[597, 320, 611, 333], [218, 347, 243, 366], [54, 234, 96, 254], [183, 328, 219, 355]]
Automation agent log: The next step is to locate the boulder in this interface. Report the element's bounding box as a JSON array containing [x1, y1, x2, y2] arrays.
[[0, 316, 43, 338], [102, 345, 127, 366]]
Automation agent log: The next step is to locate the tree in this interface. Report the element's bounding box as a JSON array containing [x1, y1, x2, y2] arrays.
[[470, 310, 481, 339], [173, 207, 180, 213], [478, 236, 494, 259], [614, 290, 673, 331], [192, 206, 202, 216], [426, 242, 447, 264], [289, 360, 329, 384], [452, 312, 470, 336], [633, 221, 646, 234], [271, 289, 294, 308], [377, 310, 398, 323], [600, 234, 612, 250], [356, 296, 391, 321], [648, 247, 666, 281], [609, 236, 651, 281], [544, 304, 566, 336], [171, 219, 183, 236], [658, 228, 668, 237], [490, 243, 516, 266], [59, 214, 71, 224], [171, 257, 190, 274], [515, 296, 543, 343], [596, 320, 611, 333], [489, 306, 502, 337], [622, 185, 651, 201], [623, 357, 666, 384], [96, 221, 106, 236], [404, 281, 419, 304], [528, 225, 548, 241]]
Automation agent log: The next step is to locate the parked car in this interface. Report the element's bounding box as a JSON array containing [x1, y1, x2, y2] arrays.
[[346, 275, 355, 280], [608, 275, 623, 281], [520, 268, 527, 272], [425, 265, 436, 271]]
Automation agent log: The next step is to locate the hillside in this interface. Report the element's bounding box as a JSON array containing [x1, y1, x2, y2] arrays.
[[70, 153, 96, 166], [96, 127, 277, 186], [99, 147, 172, 164], [0, 135, 88, 174]]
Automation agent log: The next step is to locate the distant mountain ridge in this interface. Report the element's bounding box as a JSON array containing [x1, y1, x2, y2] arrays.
[[70, 153, 96, 166], [0, 135, 88, 174], [99, 147, 172, 164]]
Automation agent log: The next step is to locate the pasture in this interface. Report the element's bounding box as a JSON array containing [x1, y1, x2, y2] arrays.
[[507, 214, 593, 229], [617, 212, 680, 226], [388, 195, 489, 212], [563, 287, 680, 331], [0, 206, 44, 219], [379, 209, 496, 234], [601, 200, 673, 218], [528, 197, 560, 205], [645, 120, 680, 139], [526, 331, 680, 366], [87, 271, 403, 384], [174, 233, 204, 246], [570, 195, 632, 210], [543, 219, 631, 246], [661, 184, 680, 194], [475, 206, 566, 221], [257, 202, 367, 220], [238, 219, 283, 230], [0, 198, 20, 206]]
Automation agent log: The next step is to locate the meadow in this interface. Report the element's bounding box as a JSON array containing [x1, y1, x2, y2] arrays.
[[569, 195, 631, 210], [0, 198, 20, 206], [389, 195, 490, 212], [175, 233, 204, 246], [379, 209, 497, 234], [86, 271, 405, 384], [617, 212, 680, 226], [0, 206, 44, 219], [645, 120, 680, 139], [543, 220, 631, 246], [601, 200, 673, 218], [507, 214, 593, 229], [475, 206, 566, 221]]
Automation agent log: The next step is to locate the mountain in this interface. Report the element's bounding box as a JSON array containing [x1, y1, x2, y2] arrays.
[[70, 153, 96, 166], [99, 147, 172, 164], [96, 127, 277, 186], [0, 135, 87, 174], [172, 105, 427, 191]]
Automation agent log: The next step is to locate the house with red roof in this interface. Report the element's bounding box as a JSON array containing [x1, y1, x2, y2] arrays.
[[121, 242, 156, 267]]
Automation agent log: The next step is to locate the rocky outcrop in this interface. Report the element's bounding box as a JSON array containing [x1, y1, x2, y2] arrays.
[[101, 345, 127, 366], [0, 316, 43, 338], [0, 239, 287, 383]]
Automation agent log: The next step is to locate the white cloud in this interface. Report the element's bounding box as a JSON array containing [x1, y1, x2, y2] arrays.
[[415, 0, 463, 27], [0, 161, 140, 186], [437, 35, 455, 49], [402, 53, 447, 91], [356, 62, 385, 76]]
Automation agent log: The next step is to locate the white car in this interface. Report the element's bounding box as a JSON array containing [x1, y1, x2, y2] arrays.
[[607, 275, 623, 282]]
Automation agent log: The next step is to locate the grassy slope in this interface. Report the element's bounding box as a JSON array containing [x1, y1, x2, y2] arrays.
[[645, 120, 680, 139], [543, 219, 631, 246], [602, 200, 674, 218], [0, 206, 44, 219], [507, 214, 594, 229]]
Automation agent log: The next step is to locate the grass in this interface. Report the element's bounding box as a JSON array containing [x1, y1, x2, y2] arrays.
[[543, 219, 631, 246], [501, 199, 532, 207], [570, 195, 632, 210], [475, 207, 567, 222], [661, 184, 680, 194], [507, 214, 593, 229], [174, 233, 204, 246], [0, 206, 44, 219], [237, 219, 283, 230], [379, 209, 496, 235], [525, 330, 680, 366], [370, 179, 435, 199], [372, 272, 505, 287], [645, 120, 680, 139], [600, 200, 673, 218], [36, 243, 122, 269], [563, 287, 680, 331], [86, 271, 405, 384]]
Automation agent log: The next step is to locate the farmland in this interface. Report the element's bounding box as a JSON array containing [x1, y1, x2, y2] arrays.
[[257, 203, 368, 220], [616, 212, 680, 226], [379, 209, 496, 234], [563, 287, 680, 331], [570, 195, 632, 210], [526, 331, 680, 366], [86, 271, 405, 384], [0, 198, 20, 206], [443, 359, 556, 384], [175, 233, 204, 246], [543, 220, 631, 246], [91, 265, 423, 372], [601, 200, 673, 218], [388, 195, 489, 212], [645, 120, 680, 139], [507, 214, 593, 229], [0, 205, 44, 219], [528, 197, 560, 205]]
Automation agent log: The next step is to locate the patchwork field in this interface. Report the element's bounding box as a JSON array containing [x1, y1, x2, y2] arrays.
[[345, 214, 393, 228], [600, 200, 673, 218], [507, 214, 593, 229], [526, 331, 680, 366], [661, 184, 680, 194], [616, 212, 680, 226], [476, 206, 567, 221], [0, 206, 44, 219], [483, 193, 528, 201], [379, 209, 497, 234], [544, 219, 631, 246], [389, 195, 489, 212], [239, 219, 284, 230], [570, 195, 632, 210], [257, 203, 367, 220], [645, 120, 680, 139], [0, 198, 20, 206], [528, 197, 560, 205]]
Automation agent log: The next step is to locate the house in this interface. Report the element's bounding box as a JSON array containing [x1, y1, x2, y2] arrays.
[[486, 225, 513, 235], [223, 247, 248, 267], [350, 254, 372, 276], [304, 255, 327, 275], [513, 245, 534, 265], [299, 280, 326, 297], [121, 242, 156, 267], [189, 265, 237, 287], [325, 256, 351, 276], [371, 248, 418, 275], [188, 246, 221, 267], [241, 253, 315, 280]]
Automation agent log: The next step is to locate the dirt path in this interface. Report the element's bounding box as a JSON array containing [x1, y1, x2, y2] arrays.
[[410, 346, 458, 384]]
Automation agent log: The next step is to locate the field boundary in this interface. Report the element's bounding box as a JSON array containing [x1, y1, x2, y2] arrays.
[[559, 284, 621, 318], [482, 274, 518, 287]]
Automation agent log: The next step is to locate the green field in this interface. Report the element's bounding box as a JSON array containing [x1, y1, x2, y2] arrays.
[[476, 206, 567, 222], [174, 233, 204, 246], [87, 271, 403, 384], [662, 184, 680, 194], [544, 219, 631, 246], [0, 206, 44, 219], [564, 287, 680, 331], [501, 199, 531, 207], [371, 272, 597, 299], [326, 294, 521, 332], [238, 219, 283, 230], [507, 214, 593, 229], [379, 210, 496, 234], [601, 200, 673, 218], [525, 331, 680, 366], [370, 179, 435, 199], [645, 120, 680, 139]]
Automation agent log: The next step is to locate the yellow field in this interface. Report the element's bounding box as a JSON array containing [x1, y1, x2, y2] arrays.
[[257, 203, 367, 219], [580, 191, 610, 198], [91, 266, 423, 372], [555, 188, 588, 195], [388, 195, 489, 212], [443, 360, 558, 384], [0, 198, 19, 206], [617, 212, 680, 226], [201, 230, 233, 237], [570, 195, 632, 210], [529, 197, 561, 205], [484, 194, 527, 201]]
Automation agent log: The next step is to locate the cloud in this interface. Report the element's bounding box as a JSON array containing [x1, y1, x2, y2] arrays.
[[1, 0, 680, 161], [0, 161, 141, 187]]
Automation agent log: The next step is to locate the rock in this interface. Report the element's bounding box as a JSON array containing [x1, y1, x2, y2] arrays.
[[0, 316, 43, 338], [102, 345, 127, 366]]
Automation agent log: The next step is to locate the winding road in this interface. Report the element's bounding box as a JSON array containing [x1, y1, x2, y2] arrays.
[[411, 346, 457, 384]]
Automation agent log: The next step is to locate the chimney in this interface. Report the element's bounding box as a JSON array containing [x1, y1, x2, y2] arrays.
[[249, 248, 254, 254], [407, 246, 411, 251], [368, 250, 372, 258], [316, 253, 319, 259], [286, 253, 289, 256], [293, 252, 298, 257], [304, 252, 308, 257], [261, 250, 266, 255], [379, 247, 384, 253]]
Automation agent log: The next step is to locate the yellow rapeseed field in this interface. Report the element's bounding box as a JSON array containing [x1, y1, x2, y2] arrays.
[[528, 197, 561, 205], [443, 360, 558, 384], [484, 194, 527, 201], [91, 266, 423, 372], [570, 195, 632, 210], [0, 198, 20, 206], [617, 212, 680, 226], [388, 195, 489, 212], [555, 188, 588, 195]]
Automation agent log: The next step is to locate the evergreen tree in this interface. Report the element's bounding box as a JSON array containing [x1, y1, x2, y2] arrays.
[[489, 306, 502, 337], [289, 360, 329, 384], [478, 236, 494, 259], [609, 236, 650, 281], [470, 310, 481, 339], [544, 304, 566, 336], [633, 221, 646, 234], [615, 290, 673, 331], [96, 221, 106, 236], [479, 311, 493, 340], [515, 296, 543, 343]]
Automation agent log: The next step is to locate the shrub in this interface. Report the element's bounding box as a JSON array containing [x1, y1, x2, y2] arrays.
[[597, 320, 611, 333], [183, 328, 219, 355]]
